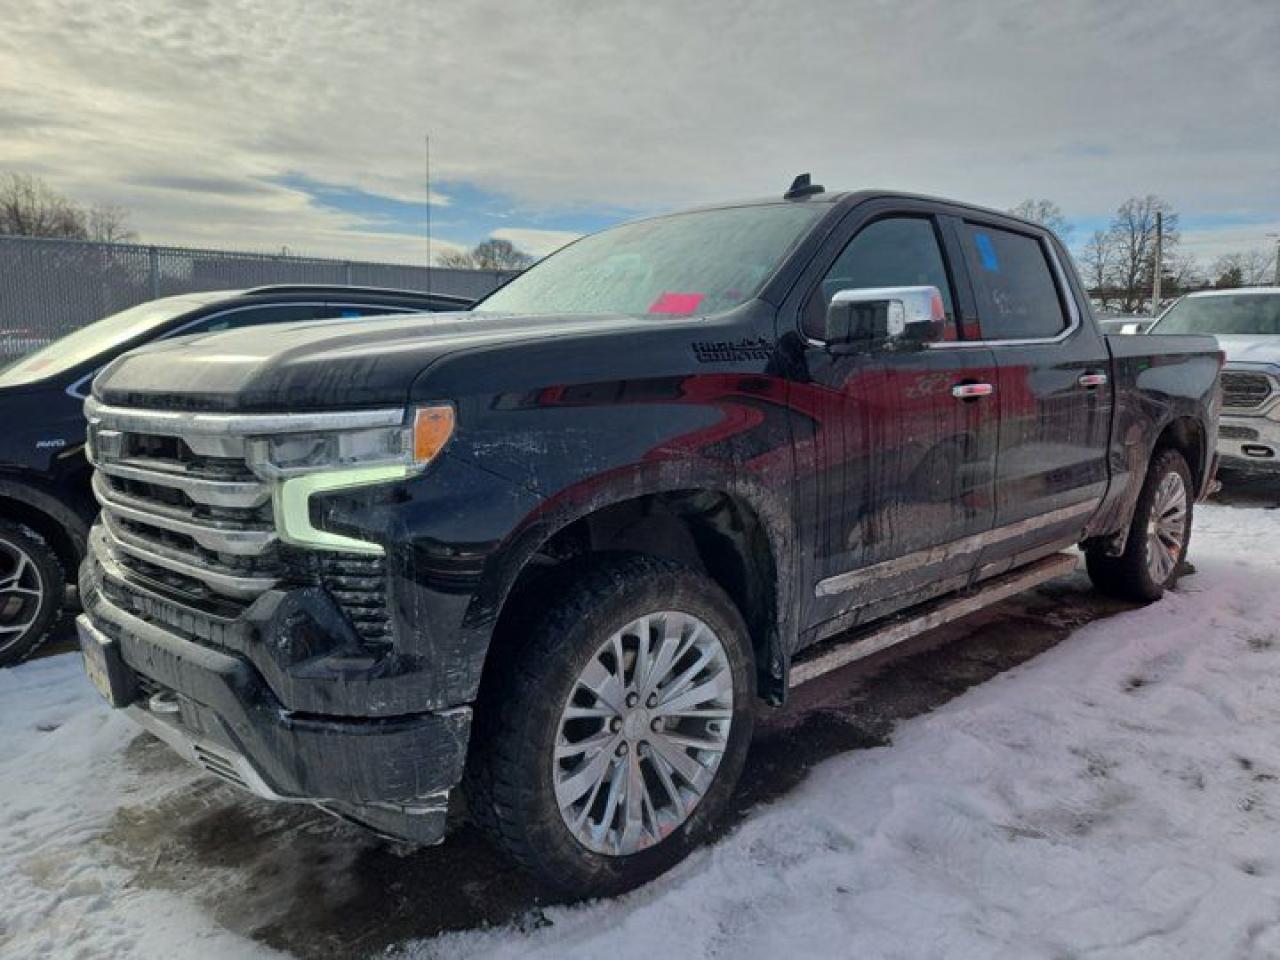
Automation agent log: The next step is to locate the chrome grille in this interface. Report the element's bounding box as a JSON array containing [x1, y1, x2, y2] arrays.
[[1221, 370, 1274, 411], [85, 398, 402, 624], [1220, 424, 1260, 441]]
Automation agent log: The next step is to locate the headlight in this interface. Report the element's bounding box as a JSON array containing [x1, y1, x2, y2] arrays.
[[246, 405, 455, 555], [247, 405, 455, 477]]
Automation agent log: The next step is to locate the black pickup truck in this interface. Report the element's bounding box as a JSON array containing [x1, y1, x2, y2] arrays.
[[76, 181, 1220, 896]]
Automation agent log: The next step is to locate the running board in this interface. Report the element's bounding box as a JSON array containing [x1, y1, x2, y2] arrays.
[[789, 552, 1078, 688]]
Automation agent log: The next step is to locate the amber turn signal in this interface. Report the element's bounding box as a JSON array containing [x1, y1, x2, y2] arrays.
[[413, 405, 455, 463]]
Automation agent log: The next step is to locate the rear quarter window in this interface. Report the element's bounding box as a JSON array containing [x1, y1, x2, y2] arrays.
[[961, 224, 1069, 340]]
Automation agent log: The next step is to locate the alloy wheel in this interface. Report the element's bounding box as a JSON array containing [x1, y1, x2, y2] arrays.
[[552, 610, 733, 856], [0, 538, 44, 654], [1145, 470, 1187, 585]]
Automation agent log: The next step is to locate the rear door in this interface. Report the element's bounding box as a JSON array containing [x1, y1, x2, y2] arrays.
[[946, 217, 1112, 575], [789, 205, 999, 637]]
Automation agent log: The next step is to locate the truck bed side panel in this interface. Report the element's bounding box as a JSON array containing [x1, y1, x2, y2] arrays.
[[1086, 334, 1220, 542]]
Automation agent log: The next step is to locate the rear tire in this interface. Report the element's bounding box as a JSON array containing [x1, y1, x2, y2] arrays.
[[1086, 448, 1193, 602], [464, 554, 755, 898], [0, 519, 64, 668]]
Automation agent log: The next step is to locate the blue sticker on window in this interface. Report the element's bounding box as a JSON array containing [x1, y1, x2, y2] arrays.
[[974, 233, 999, 272], [340, 309, 361, 318]]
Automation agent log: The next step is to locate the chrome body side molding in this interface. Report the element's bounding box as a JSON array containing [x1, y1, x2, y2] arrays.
[[815, 500, 1097, 598], [793, 552, 1078, 687]]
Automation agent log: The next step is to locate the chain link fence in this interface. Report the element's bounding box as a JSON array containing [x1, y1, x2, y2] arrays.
[[0, 234, 516, 358]]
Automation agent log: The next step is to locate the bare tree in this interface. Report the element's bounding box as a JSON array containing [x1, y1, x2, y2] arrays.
[[1211, 248, 1276, 288], [0, 172, 86, 238], [0, 172, 138, 242], [1009, 199, 1072, 239], [439, 237, 533, 270], [1079, 229, 1117, 308], [1213, 260, 1245, 289], [1108, 195, 1179, 313], [86, 203, 137, 243], [1163, 252, 1204, 296]]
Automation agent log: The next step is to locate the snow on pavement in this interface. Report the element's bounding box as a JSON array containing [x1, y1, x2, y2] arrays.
[[4, 501, 1280, 959], [413, 501, 1280, 959], [0, 646, 285, 959]]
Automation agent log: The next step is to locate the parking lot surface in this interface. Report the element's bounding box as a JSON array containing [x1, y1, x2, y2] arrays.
[[2, 488, 1277, 959]]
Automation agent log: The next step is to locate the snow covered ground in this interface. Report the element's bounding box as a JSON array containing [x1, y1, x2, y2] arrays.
[[4, 500, 1280, 959]]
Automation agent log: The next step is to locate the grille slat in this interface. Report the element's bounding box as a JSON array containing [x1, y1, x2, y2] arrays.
[[91, 455, 268, 508], [1220, 424, 1260, 441], [1222, 370, 1275, 410], [86, 399, 394, 642], [101, 511, 279, 600], [93, 473, 275, 556]]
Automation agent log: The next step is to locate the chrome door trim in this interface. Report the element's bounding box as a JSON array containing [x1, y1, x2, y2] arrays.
[[814, 499, 1097, 598]]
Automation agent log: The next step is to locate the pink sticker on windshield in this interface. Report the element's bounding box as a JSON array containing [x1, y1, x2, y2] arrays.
[[648, 292, 705, 314]]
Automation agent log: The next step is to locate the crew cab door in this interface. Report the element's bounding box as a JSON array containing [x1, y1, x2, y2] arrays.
[[786, 206, 999, 638], [946, 217, 1112, 574]]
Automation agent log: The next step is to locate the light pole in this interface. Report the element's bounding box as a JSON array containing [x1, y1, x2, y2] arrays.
[[1151, 211, 1163, 315]]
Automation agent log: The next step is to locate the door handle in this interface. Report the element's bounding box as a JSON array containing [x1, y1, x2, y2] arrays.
[[951, 382, 994, 400], [1078, 372, 1108, 388]]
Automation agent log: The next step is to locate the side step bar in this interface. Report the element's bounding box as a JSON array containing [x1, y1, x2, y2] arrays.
[[789, 552, 1078, 688]]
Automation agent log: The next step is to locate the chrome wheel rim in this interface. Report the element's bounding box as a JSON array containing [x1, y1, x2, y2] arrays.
[[553, 610, 734, 857], [1145, 470, 1187, 585], [0, 537, 44, 653]]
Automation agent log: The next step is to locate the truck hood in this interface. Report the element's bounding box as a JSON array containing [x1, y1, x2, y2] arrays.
[[92, 310, 674, 411], [1214, 334, 1280, 367]]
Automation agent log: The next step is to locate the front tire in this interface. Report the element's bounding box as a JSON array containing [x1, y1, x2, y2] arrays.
[[465, 554, 755, 898], [0, 520, 64, 668], [1086, 448, 1193, 602]]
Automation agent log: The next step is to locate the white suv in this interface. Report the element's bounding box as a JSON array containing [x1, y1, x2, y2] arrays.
[[1151, 288, 1280, 474]]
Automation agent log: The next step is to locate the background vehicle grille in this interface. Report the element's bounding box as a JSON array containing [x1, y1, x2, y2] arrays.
[[1221, 370, 1274, 410], [1220, 424, 1260, 441]]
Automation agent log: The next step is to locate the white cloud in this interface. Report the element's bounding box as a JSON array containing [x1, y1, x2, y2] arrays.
[[1, 0, 1277, 262], [1177, 222, 1280, 269], [490, 227, 580, 258]]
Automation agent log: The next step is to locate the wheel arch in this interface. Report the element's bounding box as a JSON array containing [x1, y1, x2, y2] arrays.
[[1085, 413, 1207, 558], [1153, 415, 1208, 495], [468, 467, 795, 709], [0, 475, 89, 582]]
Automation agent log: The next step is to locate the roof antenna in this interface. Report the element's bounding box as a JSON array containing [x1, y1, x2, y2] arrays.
[[784, 172, 824, 200]]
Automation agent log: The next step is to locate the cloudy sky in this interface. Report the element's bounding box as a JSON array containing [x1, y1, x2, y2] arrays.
[[1, 0, 1277, 266]]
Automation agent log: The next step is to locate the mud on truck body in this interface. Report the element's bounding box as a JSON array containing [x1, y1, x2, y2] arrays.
[[77, 181, 1221, 896]]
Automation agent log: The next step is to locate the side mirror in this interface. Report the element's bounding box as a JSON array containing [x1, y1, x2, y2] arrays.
[[824, 286, 948, 349]]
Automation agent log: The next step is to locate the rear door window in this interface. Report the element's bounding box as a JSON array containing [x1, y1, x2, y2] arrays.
[[960, 224, 1069, 340]]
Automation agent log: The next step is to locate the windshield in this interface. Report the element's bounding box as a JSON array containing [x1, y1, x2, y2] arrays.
[[0, 296, 213, 387], [1152, 294, 1280, 336], [476, 203, 825, 317]]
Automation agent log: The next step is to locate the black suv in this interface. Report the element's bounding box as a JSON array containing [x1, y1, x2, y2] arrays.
[[0, 284, 470, 665]]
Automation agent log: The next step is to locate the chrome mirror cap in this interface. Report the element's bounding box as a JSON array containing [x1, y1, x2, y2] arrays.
[[825, 285, 947, 346]]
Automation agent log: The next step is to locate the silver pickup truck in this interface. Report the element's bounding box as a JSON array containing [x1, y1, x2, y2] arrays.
[[1150, 288, 1280, 474]]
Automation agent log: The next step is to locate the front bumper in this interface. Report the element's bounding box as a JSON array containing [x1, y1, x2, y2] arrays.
[[79, 551, 471, 844], [1218, 412, 1280, 473]]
